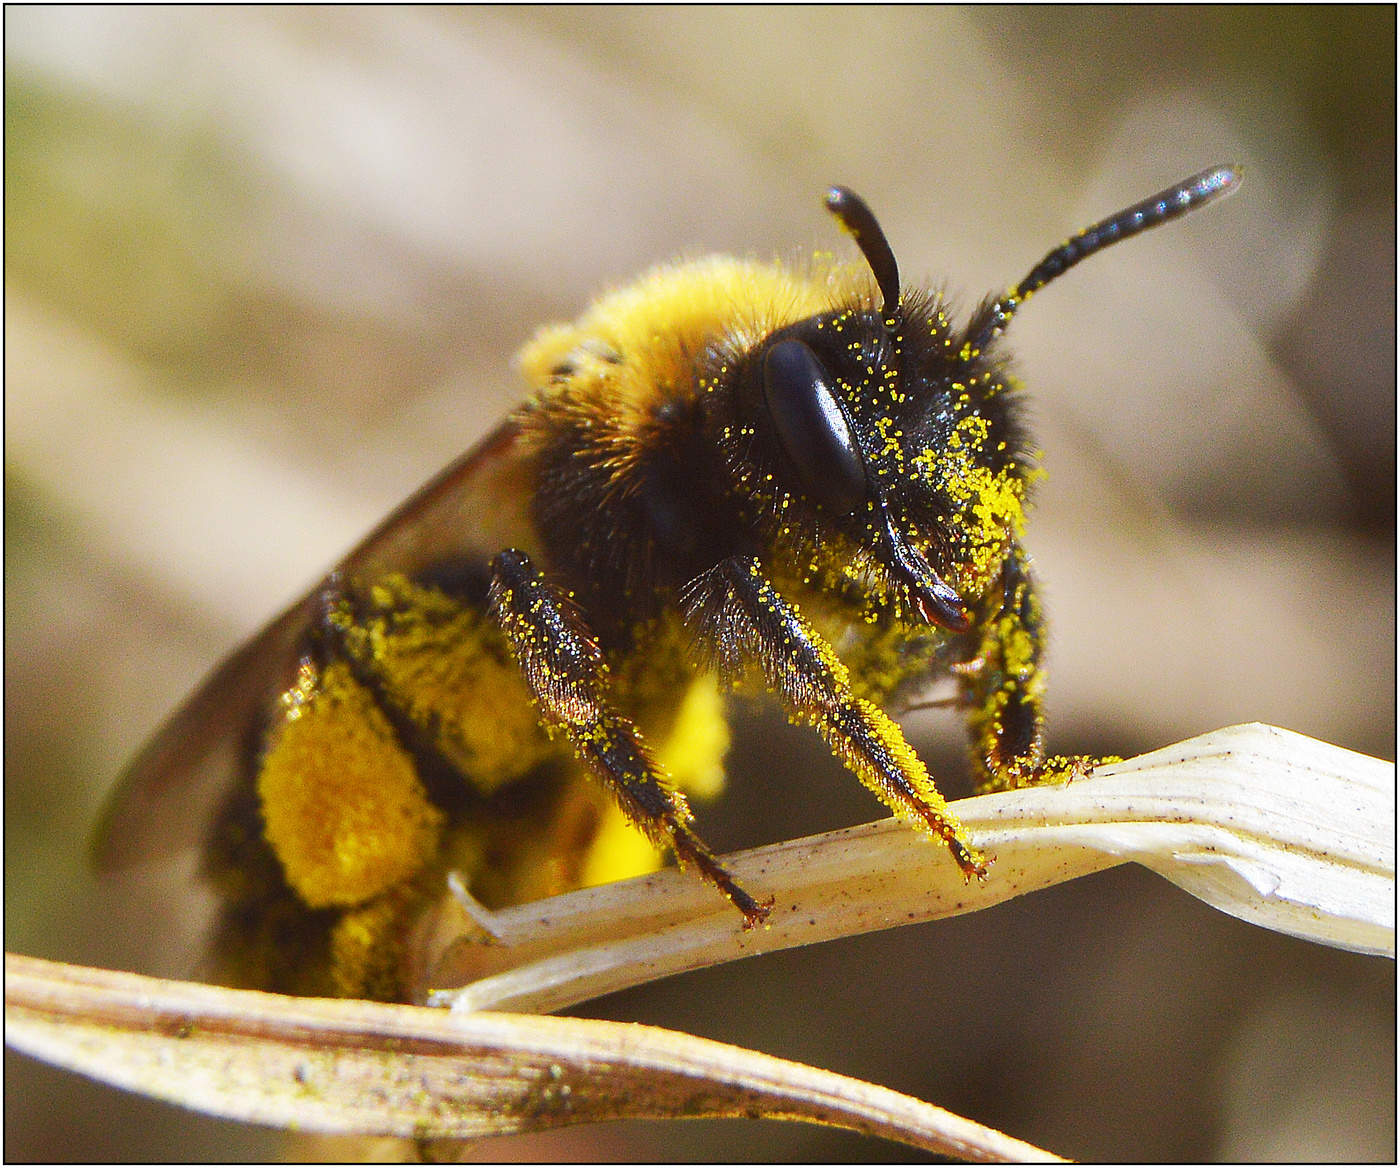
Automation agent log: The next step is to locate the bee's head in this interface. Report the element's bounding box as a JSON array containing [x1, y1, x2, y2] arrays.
[[706, 188, 1026, 632], [704, 168, 1241, 631]]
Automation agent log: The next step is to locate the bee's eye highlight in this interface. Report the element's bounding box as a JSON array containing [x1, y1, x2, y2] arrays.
[[762, 338, 869, 515]]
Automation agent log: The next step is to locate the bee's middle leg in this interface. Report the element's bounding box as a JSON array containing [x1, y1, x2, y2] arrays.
[[487, 549, 771, 926]]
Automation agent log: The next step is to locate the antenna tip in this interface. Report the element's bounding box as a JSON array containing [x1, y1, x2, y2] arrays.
[[1195, 163, 1244, 201], [824, 186, 853, 216]]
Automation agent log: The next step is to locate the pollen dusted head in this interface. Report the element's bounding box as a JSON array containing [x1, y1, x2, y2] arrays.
[[702, 190, 1031, 633]]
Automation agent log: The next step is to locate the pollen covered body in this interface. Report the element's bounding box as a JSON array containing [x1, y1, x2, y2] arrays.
[[101, 168, 1240, 1001]]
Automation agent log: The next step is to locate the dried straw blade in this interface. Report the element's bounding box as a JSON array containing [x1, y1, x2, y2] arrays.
[[423, 723, 1393, 1015], [4, 952, 1060, 1161]]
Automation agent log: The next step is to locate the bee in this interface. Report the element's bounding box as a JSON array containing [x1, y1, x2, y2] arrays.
[[99, 165, 1241, 1001]]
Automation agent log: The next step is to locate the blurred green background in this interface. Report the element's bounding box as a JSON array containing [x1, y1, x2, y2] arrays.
[[7, 7, 1393, 1161]]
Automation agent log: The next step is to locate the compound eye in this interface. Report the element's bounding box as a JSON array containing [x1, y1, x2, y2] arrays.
[[762, 339, 870, 515]]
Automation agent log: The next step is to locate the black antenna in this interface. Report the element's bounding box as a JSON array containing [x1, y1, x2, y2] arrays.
[[825, 186, 901, 320], [966, 163, 1242, 356]]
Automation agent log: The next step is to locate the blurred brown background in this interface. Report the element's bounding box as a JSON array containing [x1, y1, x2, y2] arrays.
[[6, 7, 1393, 1161]]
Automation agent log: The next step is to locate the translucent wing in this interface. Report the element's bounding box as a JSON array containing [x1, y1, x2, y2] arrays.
[[96, 418, 536, 870]]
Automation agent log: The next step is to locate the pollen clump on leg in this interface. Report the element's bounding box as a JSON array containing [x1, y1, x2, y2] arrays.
[[258, 659, 442, 910]]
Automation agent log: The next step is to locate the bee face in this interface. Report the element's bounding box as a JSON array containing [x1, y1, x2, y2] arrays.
[[709, 289, 1028, 633]]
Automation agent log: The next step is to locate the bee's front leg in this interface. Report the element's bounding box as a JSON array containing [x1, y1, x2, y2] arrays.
[[487, 549, 771, 926], [682, 555, 986, 878], [959, 543, 1115, 791]]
